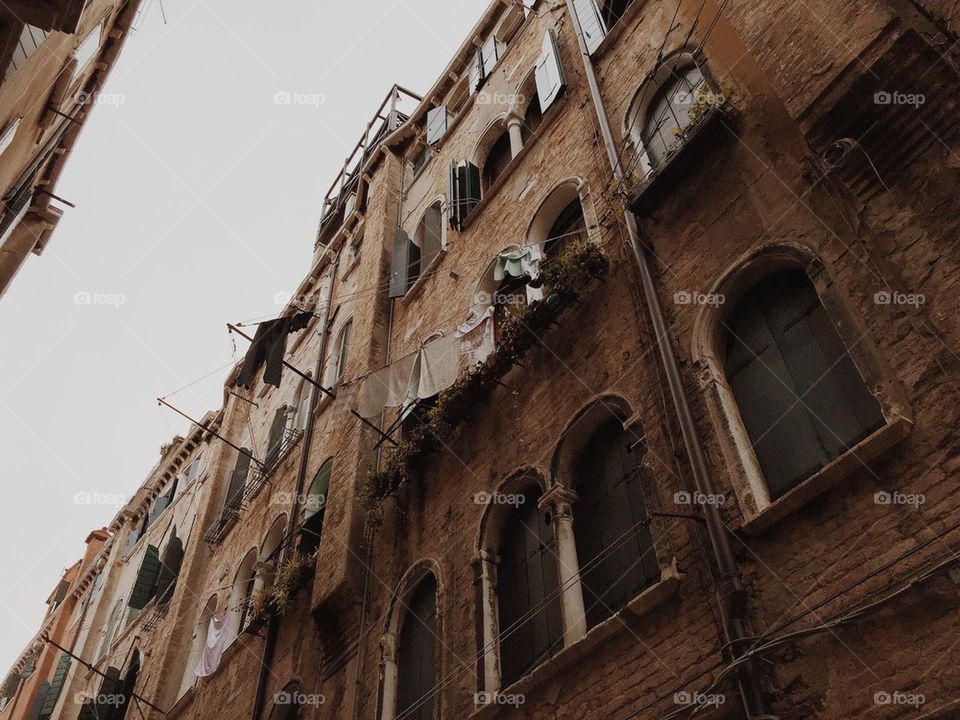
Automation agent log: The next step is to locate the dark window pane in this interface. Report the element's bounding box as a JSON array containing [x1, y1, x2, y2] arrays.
[[573, 418, 659, 628], [498, 488, 563, 686], [396, 575, 438, 720], [724, 270, 884, 498]]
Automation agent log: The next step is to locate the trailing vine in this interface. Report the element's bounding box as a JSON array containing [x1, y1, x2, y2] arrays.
[[371, 238, 609, 501]]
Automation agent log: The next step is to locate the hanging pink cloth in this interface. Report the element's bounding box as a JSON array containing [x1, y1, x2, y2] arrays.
[[194, 615, 228, 678]]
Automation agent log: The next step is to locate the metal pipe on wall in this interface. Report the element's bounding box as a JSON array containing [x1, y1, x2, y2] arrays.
[[560, 2, 770, 716], [252, 247, 341, 720]]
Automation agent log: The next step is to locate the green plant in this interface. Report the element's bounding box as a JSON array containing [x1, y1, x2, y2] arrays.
[[370, 240, 609, 500]]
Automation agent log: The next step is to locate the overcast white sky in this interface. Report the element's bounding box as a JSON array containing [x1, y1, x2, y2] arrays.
[[0, 0, 486, 674]]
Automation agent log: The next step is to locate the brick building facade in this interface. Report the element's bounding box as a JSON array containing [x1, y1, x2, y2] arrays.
[[3, 0, 960, 718]]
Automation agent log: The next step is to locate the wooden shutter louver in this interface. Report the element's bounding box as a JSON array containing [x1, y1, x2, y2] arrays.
[[573, 417, 659, 628], [224, 449, 252, 515], [128, 545, 160, 610], [155, 535, 184, 605], [497, 489, 563, 686], [390, 229, 412, 298], [426, 106, 449, 145], [39, 655, 70, 716], [535, 29, 566, 112], [26, 681, 49, 720], [572, 0, 607, 54], [725, 270, 885, 499]]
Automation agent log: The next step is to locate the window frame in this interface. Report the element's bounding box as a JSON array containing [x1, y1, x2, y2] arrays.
[[692, 242, 913, 533]]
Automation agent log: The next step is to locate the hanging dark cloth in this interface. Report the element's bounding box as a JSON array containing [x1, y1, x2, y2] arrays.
[[236, 312, 312, 388]]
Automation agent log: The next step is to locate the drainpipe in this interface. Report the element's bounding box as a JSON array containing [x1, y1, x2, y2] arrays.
[[251, 247, 341, 720], [561, 3, 770, 717]]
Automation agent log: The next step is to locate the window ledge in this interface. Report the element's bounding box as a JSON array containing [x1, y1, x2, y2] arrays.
[[471, 560, 681, 719], [627, 105, 734, 213], [739, 416, 912, 535], [167, 686, 196, 719]]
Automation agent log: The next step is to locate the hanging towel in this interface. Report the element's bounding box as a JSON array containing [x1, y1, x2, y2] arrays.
[[417, 334, 460, 398], [194, 615, 228, 678], [236, 312, 313, 389], [358, 352, 419, 419], [456, 306, 496, 362]]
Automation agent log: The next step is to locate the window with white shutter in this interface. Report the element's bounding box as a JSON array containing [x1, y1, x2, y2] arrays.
[[534, 30, 565, 112]]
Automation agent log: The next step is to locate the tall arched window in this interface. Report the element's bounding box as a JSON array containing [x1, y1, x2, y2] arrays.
[[257, 515, 287, 595], [394, 575, 439, 720], [483, 131, 513, 188], [326, 320, 353, 386], [291, 374, 313, 432], [228, 550, 258, 641], [640, 64, 706, 168], [572, 417, 659, 628], [543, 198, 586, 262], [98, 599, 124, 659], [156, 530, 184, 605], [178, 596, 217, 698], [723, 269, 885, 499], [497, 487, 563, 687], [301, 461, 331, 558]]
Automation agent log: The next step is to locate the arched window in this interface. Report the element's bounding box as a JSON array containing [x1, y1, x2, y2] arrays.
[[497, 487, 563, 687], [723, 269, 885, 499], [572, 416, 659, 628], [257, 515, 287, 595], [268, 681, 304, 720], [483, 131, 513, 188], [156, 530, 184, 605], [520, 93, 543, 143], [291, 374, 313, 432], [228, 550, 258, 641], [639, 63, 706, 168], [543, 198, 586, 262], [265, 405, 290, 467], [326, 320, 353, 386], [223, 447, 252, 520], [392, 575, 439, 720], [300, 461, 331, 558], [407, 201, 444, 289], [178, 596, 217, 698], [111, 649, 141, 720]]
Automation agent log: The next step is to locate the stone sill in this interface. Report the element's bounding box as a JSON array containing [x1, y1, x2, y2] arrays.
[[167, 686, 196, 719], [471, 560, 681, 720], [740, 416, 912, 535]]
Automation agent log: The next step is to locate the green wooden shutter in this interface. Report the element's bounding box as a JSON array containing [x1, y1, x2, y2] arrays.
[[26, 681, 49, 720], [224, 449, 252, 515], [39, 654, 70, 716], [447, 163, 460, 229], [94, 667, 121, 719], [421, 204, 443, 267], [725, 271, 884, 499], [128, 545, 160, 610], [265, 407, 288, 465], [155, 536, 184, 605]]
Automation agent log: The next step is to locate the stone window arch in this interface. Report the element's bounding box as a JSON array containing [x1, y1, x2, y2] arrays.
[[692, 242, 911, 531], [525, 179, 595, 268], [551, 400, 660, 630], [380, 562, 443, 720], [227, 549, 258, 642], [255, 514, 288, 598], [300, 460, 331, 558], [178, 595, 217, 698], [625, 51, 714, 174]]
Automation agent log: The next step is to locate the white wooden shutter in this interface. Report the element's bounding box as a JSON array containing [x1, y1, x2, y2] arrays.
[[573, 0, 606, 54], [426, 105, 449, 145], [0, 118, 21, 156], [390, 229, 412, 298], [480, 35, 502, 77], [468, 50, 484, 94], [535, 29, 566, 112]]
